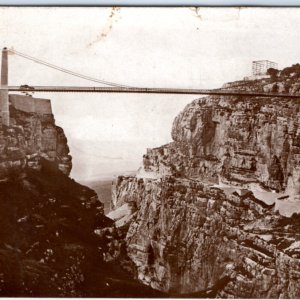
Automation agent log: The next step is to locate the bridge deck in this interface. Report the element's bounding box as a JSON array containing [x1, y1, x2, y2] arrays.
[[2, 86, 300, 98]]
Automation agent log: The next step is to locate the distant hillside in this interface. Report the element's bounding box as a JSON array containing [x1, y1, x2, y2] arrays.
[[83, 180, 113, 214], [80, 171, 137, 214]]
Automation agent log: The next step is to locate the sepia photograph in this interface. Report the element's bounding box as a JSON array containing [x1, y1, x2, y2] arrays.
[[1, 6, 300, 298]]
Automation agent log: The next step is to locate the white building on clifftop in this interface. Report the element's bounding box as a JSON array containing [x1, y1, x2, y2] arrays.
[[252, 60, 278, 76], [244, 60, 278, 81]]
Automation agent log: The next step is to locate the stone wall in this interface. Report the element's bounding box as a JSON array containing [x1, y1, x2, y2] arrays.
[[9, 94, 52, 114]]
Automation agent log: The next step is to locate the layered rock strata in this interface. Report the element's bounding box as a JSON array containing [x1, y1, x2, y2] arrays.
[[144, 96, 300, 196], [113, 175, 300, 297], [110, 77, 300, 297]]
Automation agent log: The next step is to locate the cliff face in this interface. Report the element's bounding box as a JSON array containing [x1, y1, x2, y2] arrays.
[[144, 95, 300, 195], [113, 176, 300, 297], [0, 95, 163, 297], [0, 95, 108, 297], [0, 94, 72, 179], [111, 77, 300, 297]]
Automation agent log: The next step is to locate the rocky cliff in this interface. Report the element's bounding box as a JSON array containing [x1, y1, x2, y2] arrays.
[[144, 94, 300, 196], [110, 75, 300, 297], [0, 95, 163, 297], [0, 94, 72, 179]]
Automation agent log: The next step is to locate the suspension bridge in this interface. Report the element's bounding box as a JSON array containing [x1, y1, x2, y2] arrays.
[[4, 86, 300, 98], [2, 47, 300, 97], [0, 47, 300, 126]]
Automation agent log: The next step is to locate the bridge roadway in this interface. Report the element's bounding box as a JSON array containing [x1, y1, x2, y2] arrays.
[[2, 86, 300, 98]]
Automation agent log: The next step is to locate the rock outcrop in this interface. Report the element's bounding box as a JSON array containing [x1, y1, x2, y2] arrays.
[[0, 94, 72, 179], [144, 95, 300, 196], [110, 75, 300, 297]]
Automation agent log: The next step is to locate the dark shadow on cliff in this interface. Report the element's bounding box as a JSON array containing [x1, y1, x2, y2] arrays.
[[0, 159, 165, 297]]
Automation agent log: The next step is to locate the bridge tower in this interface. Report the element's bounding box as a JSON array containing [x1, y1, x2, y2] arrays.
[[0, 47, 9, 126]]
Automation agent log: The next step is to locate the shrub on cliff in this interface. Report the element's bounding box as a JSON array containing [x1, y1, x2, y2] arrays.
[[267, 67, 279, 82], [281, 63, 300, 78]]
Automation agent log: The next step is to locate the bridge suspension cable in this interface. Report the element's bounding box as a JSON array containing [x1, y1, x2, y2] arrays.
[[8, 48, 134, 88]]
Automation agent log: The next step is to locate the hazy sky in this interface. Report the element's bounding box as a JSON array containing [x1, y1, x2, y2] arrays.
[[1, 7, 300, 180]]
